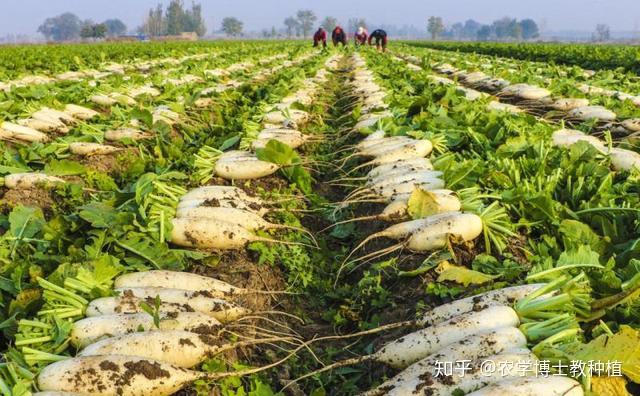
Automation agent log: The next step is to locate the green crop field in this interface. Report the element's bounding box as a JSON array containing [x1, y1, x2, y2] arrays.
[[0, 39, 639, 395]]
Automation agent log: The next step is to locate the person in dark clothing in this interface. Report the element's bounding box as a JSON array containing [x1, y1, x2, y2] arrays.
[[368, 29, 388, 52], [354, 26, 368, 46], [313, 28, 327, 48], [332, 26, 348, 47]]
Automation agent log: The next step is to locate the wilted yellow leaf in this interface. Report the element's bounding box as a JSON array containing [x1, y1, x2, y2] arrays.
[[436, 261, 498, 286], [575, 326, 640, 383], [591, 376, 629, 396], [407, 188, 440, 219]]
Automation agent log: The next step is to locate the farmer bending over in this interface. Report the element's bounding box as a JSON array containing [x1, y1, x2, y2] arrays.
[[313, 27, 327, 48], [354, 26, 368, 46], [332, 26, 348, 47], [368, 29, 388, 52]]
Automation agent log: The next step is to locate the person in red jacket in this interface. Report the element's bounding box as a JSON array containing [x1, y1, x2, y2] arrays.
[[354, 26, 368, 46], [332, 26, 348, 47], [368, 29, 388, 52], [313, 27, 327, 48]]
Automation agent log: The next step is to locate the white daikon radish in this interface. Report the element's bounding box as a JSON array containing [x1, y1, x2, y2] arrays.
[[170, 217, 305, 250], [78, 330, 285, 368], [70, 312, 221, 348], [0, 122, 49, 142], [366, 327, 528, 394], [550, 98, 589, 111], [467, 376, 584, 396], [64, 104, 99, 120], [69, 142, 122, 156], [568, 105, 616, 121], [3, 173, 64, 189], [17, 118, 68, 134]]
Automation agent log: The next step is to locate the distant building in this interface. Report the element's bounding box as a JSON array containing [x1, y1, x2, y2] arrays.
[[151, 32, 198, 42], [106, 35, 147, 42]]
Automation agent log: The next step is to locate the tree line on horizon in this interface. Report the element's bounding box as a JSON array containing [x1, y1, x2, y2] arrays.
[[38, 13, 127, 41], [33, 4, 618, 43], [427, 17, 540, 41]]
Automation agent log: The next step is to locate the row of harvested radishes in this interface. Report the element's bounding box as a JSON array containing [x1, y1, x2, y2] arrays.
[[27, 55, 332, 396], [170, 59, 337, 250], [33, 270, 292, 395], [395, 55, 640, 172], [426, 57, 640, 134], [1, 52, 316, 191], [323, 54, 583, 395], [336, 54, 482, 270], [0, 51, 215, 92], [0, 52, 296, 145]]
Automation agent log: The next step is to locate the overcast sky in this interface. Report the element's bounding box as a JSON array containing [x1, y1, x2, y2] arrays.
[[1, 0, 639, 36]]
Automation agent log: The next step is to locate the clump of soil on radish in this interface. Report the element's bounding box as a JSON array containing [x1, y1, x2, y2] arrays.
[[192, 249, 288, 313]]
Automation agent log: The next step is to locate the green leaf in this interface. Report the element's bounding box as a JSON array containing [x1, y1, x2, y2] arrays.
[[78, 202, 120, 229], [559, 220, 607, 255], [72, 255, 124, 297], [557, 245, 601, 267], [8, 206, 45, 240], [471, 254, 524, 282], [44, 159, 86, 176], [255, 139, 298, 166], [219, 135, 240, 151], [130, 108, 153, 128], [116, 233, 205, 270], [407, 188, 440, 219], [436, 261, 499, 286], [139, 295, 161, 328]]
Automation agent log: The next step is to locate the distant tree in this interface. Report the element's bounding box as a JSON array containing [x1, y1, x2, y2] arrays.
[[80, 21, 107, 39], [321, 16, 338, 32], [37, 12, 82, 41], [284, 17, 299, 37], [594, 24, 611, 41], [221, 17, 243, 37], [427, 16, 444, 40], [261, 27, 278, 38], [165, 0, 185, 35], [462, 19, 481, 38], [477, 25, 492, 41], [94, 23, 107, 38], [520, 19, 539, 40], [103, 19, 127, 37], [141, 2, 205, 37], [348, 18, 368, 34], [449, 22, 464, 39], [492, 17, 516, 39], [142, 4, 165, 37], [512, 23, 523, 40], [296, 10, 317, 37], [184, 3, 207, 36], [80, 20, 95, 39]]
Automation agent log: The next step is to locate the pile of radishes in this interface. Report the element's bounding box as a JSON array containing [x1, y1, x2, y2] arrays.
[[296, 284, 583, 396], [1, 105, 99, 143], [202, 62, 332, 182], [426, 57, 640, 133], [552, 128, 640, 171], [398, 55, 640, 172], [1, 52, 319, 191], [34, 270, 295, 395], [171, 185, 314, 250], [334, 55, 483, 269]]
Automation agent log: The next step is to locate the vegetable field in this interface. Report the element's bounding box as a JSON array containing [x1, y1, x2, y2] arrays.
[[0, 39, 639, 396]]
